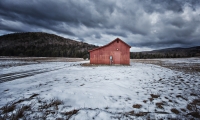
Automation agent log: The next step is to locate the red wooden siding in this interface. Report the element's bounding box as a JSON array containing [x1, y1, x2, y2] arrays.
[[89, 38, 131, 65]]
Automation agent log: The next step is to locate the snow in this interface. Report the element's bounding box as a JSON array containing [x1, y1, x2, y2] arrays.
[[0, 58, 200, 119]]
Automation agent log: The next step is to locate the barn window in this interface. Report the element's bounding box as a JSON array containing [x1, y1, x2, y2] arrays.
[[117, 40, 119, 43]]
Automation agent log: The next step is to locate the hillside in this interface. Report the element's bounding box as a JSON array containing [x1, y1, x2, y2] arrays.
[[131, 46, 200, 59], [0, 32, 98, 58]]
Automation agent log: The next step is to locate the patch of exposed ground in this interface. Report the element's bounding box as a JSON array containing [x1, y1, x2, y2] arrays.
[[0, 57, 85, 69], [131, 58, 200, 75], [0, 56, 84, 62], [80, 63, 130, 67]]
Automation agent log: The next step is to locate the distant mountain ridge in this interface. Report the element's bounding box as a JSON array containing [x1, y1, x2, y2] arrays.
[[150, 46, 200, 53], [130, 46, 200, 59], [0, 32, 98, 58]]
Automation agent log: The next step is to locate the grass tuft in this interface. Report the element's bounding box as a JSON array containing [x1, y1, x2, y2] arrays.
[[135, 112, 148, 117], [148, 98, 154, 102], [128, 110, 134, 115], [171, 108, 180, 114], [1, 103, 16, 114], [29, 93, 39, 98], [143, 100, 147, 103], [187, 104, 193, 111], [9, 105, 31, 119], [63, 109, 79, 119], [156, 102, 164, 109], [132, 104, 142, 109], [150, 94, 160, 98], [187, 112, 200, 118]]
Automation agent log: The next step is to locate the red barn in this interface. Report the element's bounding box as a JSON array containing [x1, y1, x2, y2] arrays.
[[88, 38, 131, 65]]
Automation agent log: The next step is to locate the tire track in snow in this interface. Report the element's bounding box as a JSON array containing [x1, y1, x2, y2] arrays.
[[0, 66, 66, 83]]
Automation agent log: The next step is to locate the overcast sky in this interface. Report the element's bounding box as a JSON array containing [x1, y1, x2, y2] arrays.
[[0, 0, 200, 52]]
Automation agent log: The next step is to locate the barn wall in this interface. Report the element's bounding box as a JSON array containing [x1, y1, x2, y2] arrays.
[[90, 40, 130, 65]]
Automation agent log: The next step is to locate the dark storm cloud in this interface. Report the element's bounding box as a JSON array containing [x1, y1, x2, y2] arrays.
[[0, 0, 200, 51], [143, 0, 200, 13], [106, 31, 127, 38], [94, 33, 102, 39]]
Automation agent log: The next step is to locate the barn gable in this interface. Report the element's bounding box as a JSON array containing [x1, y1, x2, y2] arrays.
[[88, 38, 131, 65], [88, 38, 131, 52]]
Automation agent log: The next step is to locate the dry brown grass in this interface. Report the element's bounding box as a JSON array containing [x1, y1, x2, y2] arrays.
[[127, 110, 134, 115], [181, 108, 186, 112], [131, 59, 162, 65], [0, 104, 31, 119], [62, 109, 79, 119], [39, 98, 63, 110], [171, 108, 180, 114], [81, 63, 98, 66], [80, 63, 130, 67], [143, 100, 147, 103], [0, 57, 84, 62], [150, 94, 160, 98], [148, 98, 154, 102], [187, 104, 193, 111], [131, 58, 200, 74], [0, 103, 16, 114], [134, 112, 148, 117], [156, 102, 164, 109], [132, 104, 142, 109]]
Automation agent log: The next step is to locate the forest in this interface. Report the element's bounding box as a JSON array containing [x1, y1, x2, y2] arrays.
[[0, 32, 97, 59]]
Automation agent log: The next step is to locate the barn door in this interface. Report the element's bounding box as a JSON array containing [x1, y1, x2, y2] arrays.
[[114, 51, 120, 64]]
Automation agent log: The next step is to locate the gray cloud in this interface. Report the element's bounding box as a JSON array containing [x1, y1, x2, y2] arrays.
[[0, 0, 200, 51], [106, 31, 127, 38]]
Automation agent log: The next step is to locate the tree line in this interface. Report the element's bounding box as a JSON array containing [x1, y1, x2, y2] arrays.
[[0, 32, 98, 59], [0, 44, 91, 59], [130, 52, 196, 59]]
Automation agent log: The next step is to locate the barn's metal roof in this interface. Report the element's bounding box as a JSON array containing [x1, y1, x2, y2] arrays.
[[88, 38, 131, 52]]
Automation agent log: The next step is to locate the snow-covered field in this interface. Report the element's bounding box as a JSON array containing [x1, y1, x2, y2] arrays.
[[0, 58, 200, 119]]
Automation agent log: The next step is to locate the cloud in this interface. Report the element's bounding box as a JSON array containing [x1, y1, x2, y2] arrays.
[[0, 0, 200, 51]]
